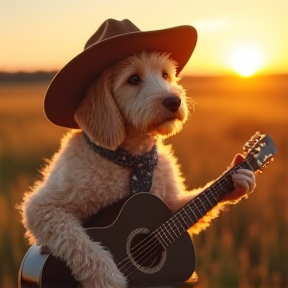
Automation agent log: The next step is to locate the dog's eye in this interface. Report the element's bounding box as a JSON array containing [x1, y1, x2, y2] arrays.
[[128, 75, 141, 85], [162, 72, 169, 80]]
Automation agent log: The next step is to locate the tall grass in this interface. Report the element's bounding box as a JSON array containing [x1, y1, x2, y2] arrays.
[[0, 75, 287, 288]]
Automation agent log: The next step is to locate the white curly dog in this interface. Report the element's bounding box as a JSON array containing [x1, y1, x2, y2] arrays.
[[21, 20, 256, 288]]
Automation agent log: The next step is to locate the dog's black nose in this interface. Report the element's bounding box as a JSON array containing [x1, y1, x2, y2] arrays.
[[162, 96, 181, 113]]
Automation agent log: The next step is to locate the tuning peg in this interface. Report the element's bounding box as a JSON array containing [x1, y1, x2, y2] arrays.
[[243, 141, 256, 150], [243, 144, 250, 153], [262, 163, 268, 169], [250, 132, 262, 141]]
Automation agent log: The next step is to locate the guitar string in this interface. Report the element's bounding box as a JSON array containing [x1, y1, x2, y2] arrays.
[[123, 195, 227, 280], [124, 155, 259, 280], [119, 170, 230, 264], [116, 164, 242, 274], [119, 158, 247, 258], [119, 233, 164, 276], [117, 160, 250, 274], [121, 179, 228, 280], [122, 165, 251, 281], [119, 172, 231, 275], [126, 245, 164, 282], [117, 158, 253, 278], [117, 170, 225, 264], [147, 156, 253, 250]]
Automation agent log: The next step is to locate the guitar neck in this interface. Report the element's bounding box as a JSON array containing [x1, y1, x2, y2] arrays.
[[152, 159, 252, 247]]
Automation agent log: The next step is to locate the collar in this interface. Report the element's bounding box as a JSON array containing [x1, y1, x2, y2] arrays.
[[83, 132, 158, 193]]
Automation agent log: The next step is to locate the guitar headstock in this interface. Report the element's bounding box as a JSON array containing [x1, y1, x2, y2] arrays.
[[243, 132, 277, 173]]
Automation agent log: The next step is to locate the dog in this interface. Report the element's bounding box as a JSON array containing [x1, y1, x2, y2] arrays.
[[20, 20, 256, 288]]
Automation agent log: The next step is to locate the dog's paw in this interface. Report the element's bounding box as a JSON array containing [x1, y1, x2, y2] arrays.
[[232, 168, 256, 194], [80, 249, 127, 288], [113, 272, 128, 288], [81, 271, 127, 288], [225, 168, 256, 203], [223, 153, 256, 203], [111, 270, 128, 288]]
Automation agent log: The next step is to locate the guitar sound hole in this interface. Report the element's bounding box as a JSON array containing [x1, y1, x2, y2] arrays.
[[130, 233, 165, 269]]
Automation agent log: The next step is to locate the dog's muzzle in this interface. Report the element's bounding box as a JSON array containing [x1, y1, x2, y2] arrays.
[[162, 96, 181, 113]]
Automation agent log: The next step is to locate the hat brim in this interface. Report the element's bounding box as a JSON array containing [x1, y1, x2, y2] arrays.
[[44, 25, 197, 128]]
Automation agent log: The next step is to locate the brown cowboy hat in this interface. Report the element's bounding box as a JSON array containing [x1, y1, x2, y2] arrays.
[[44, 19, 198, 128]]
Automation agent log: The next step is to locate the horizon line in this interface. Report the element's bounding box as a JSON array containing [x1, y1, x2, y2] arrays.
[[0, 70, 287, 78]]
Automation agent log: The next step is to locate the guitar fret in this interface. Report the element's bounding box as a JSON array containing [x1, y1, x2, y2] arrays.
[[202, 190, 217, 207], [192, 199, 203, 217], [194, 197, 208, 216], [168, 219, 180, 236], [154, 161, 248, 248], [148, 134, 276, 251], [162, 225, 174, 244], [156, 211, 193, 246], [180, 172, 235, 226], [198, 193, 213, 210], [210, 185, 221, 201], [153, 229, 168, 248], [153, 162, 250, 245], [167, 219, 180, 238], [239, 160, 253, 171], [178, 211, 190, 229], [208, 187, 219, 202], [182, 209, 194, 226], [166, 214, 186, 240], [156, 226, 170, 247], [153, 230, 166, 248], [213, 183, 224, 199], [196, 196, 205, 209], [173, 216, 186, 234], [153, 168, 248, 246], [222, 174, 234, 196], [187, 204, 199, 222]]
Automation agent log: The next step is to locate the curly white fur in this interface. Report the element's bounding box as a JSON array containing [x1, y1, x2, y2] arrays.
[[21, 52, 256, 287]]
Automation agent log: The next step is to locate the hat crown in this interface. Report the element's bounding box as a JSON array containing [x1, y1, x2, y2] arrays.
[[84, 19, 140, 49], [45, 19, 197, 129]]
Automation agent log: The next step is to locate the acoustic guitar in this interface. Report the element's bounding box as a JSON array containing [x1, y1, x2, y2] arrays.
[[19, 132, 277, 288]]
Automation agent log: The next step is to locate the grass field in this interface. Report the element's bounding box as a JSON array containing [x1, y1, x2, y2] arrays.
[[0, 74, 287, 287]]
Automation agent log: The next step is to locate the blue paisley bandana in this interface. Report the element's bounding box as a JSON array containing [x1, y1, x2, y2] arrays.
[[83, 133, 158, 194]]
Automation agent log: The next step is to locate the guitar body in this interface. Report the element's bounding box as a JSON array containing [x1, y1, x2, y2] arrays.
[[19, 193, 196, 288]]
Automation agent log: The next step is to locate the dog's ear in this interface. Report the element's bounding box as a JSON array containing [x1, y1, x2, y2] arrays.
[[74, 69, 125, 150]]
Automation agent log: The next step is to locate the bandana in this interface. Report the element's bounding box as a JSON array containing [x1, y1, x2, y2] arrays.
[[83, 133, 158, 194]]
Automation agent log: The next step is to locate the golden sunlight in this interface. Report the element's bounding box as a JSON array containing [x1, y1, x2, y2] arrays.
[[230, 46, 263, 77]]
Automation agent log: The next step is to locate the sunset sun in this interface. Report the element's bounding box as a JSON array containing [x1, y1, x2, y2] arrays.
[[230, 46, 263, 77]]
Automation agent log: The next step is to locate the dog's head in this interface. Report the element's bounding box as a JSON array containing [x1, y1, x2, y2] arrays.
[[75, 52, 192, 150]]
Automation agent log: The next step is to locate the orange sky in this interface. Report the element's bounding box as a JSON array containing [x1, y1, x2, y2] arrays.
[[0, 0, 287, 76]]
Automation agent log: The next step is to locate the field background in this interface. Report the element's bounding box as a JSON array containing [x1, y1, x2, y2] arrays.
[[0, 74, 287, 287]]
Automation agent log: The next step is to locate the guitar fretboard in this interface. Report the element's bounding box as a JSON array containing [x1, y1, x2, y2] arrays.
[[152, 160, 252, 247]]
